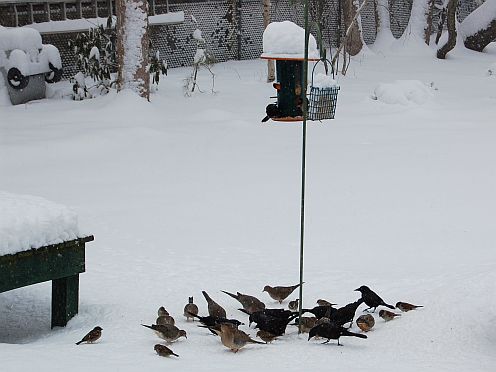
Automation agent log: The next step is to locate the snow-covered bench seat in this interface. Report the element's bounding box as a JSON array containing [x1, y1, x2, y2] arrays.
[[0, 191, 93, 328]]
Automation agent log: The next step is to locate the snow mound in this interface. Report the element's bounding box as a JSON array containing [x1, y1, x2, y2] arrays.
[[372, 80, 434, 105], [312, 73, 338, 88], [0, 27, 42, 55], [0, 191, 80, 255], [262, 21, 319, 59]]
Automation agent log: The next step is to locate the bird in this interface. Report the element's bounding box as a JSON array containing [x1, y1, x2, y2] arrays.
[[75, 326, 102, 345], [187, 312, 243, 328], [221, 290, 266, 314], [317, 299, 337, 307], [396, 301, 423, 312], [245, 310, 298, 336], [379, 309, 401, 322], [328, 298, 364, 327], [256, 330, 277, 343], [356, 314, 375, 332], [158, 306, 169, 317], [308, 323, 367, 346], [288, 299, 299, 311], [184, 296, 199, 321], [154, 344, 179, 357], [302, 305, 337, 319], [355, 285, 395, 312], [202, 290, 227, 318], [156, 315, 175, 326], [261, 103, 281, 122], [292, 316, 317, 333], [142, 324, 187, 342], [218, 323, 265, 352], [263, 283, 302, 304]]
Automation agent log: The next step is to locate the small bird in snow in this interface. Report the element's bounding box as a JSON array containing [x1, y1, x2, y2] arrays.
[[184, 296, 199, 321], [142, 324, 187, 342], [379, 309, 401, 322], [158, 307, 169, 317], [317, 299, 337, 307], [356, 314, 375, 332], [355, 285, 395, 312], [218, 323, 265, 352], [154, 344, 179, 357], [308, 323, 367, 346], [396, 301, 423, 312], [221, 290, 265, 314], [256, 330, 278, 343], [202, 290, 227, 318], [292, 316, 317, 333], [75, 326, 102, 345], [261, 103, 281, 122], [156, 315, 175, 326], [288, 298, 299, 311], [263, 283, 302, 303]]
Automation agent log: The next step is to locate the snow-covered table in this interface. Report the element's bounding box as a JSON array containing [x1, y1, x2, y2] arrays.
[[0, 191, 93, 328]]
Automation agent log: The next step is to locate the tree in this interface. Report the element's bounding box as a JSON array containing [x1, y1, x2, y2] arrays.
[[116, 0, 150, 100], [402, 0, 435, 45], [373, 0, 395, 46], [342, 0, 365, 56], [263, 0, 275, 82], [460, 0, 496, 52], [437, 0, 458, 59]]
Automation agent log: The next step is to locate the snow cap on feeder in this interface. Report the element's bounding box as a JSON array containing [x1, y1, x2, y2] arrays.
[[261, 21, 319, 61]]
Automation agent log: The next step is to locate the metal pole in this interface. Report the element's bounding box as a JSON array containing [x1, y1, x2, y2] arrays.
[[298, 0, 310, 334]]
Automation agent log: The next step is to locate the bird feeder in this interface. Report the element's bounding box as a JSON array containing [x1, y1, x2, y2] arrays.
[[261, 21, 339, 122]]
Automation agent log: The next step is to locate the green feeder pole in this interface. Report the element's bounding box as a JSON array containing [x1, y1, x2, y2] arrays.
[[297, 0, 310, 334]]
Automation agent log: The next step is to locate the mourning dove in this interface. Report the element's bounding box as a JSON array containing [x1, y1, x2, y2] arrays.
[[221, 290, 265, 314], [156, 315, 175, 326], [256, 330, 277, 343], [75, 326, 102, 345], [142, 324, 187, 342], [263, 283, 301, 303], [202, 291, 227, 318], [316, 299, 337, 307], [184, 296, 199, 321], [218, 324, 265, 352], [158, 307, 169, 317]]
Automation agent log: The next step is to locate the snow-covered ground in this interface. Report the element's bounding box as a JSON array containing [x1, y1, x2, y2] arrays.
[[1, 41, 496, 371]]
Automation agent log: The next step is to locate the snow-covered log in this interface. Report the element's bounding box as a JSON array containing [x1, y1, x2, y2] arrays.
[[116, 0, 150, 100], [460, 0, 496, 52]]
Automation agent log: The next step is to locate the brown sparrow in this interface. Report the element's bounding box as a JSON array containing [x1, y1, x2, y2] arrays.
[[75, 326, 102, 345]]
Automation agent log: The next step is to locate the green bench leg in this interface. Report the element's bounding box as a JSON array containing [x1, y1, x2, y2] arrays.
[[51, 274, 79, 328]]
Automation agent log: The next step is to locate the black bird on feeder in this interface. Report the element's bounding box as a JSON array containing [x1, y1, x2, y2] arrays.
[[261, 103, 281, 122]]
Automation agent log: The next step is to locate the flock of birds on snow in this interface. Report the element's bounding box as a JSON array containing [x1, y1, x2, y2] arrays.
[[75, 284, 422, 357]]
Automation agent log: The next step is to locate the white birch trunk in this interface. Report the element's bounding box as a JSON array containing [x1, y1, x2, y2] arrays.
[[263, 0, 275, 82]]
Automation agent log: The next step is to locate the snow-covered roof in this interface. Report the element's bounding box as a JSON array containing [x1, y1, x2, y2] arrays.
[[0, 191, 81, 256], [261, 21, 319, 60]]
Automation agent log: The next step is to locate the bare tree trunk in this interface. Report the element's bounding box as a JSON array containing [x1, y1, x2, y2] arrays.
[[437, 0, 458, 59], [424, 0, 436, 45], [116, 0, 150, 100], [343, 0, 364, 56], [461, 0, 496, 52], [435, 6, 447, 45], [263, 0, 275, 82]]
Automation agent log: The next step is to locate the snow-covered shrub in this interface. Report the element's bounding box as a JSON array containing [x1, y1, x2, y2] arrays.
[[184, 15, 216, 96], [371, 80, 435, 105], [149, 49, 168, 86]]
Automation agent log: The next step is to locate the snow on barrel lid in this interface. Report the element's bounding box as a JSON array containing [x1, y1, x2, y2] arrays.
[[261, 21, 319, 60], [0, 191, 81, 256], [0, 27, 42, 54]]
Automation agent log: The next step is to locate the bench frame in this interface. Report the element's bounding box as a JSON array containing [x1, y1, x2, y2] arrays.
[[0, 235, 94, 328]]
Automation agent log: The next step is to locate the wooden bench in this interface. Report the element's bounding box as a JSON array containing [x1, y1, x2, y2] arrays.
[[0, 235, 94, 328]]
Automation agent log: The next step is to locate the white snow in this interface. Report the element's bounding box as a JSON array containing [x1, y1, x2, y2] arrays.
[[0, 191, 80, 255], [372, 80, 434, 105], [312, 73, 338, 88], [6, 49, 30, 75], [148, 11, 185, 25], [460, 0, 496, 38], [262, 21, 319, 59], [0, 27, 42, 55], [24, 17, 116, 34], [0, 35, 496, 372], [193, 49, 206, 64], [193, 29, 204, 42], [89, 46, 100, 61]]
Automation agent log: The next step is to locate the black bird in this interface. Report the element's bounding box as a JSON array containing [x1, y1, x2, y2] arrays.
[[308, 323, 367, 346], [261, 103, 281, 122], [302, 305, 337, 319], [187, 312, 244, 328], [355, 285, 395, 312], [329, 298, 364, 327], [246, 311, 299, 336], [239, 308, 295, 324]]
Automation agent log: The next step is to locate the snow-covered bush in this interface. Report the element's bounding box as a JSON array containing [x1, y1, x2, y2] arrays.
[[184, 15, 216, 96], [149, 49, 168, 86], [371, 80, 435, 105]]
